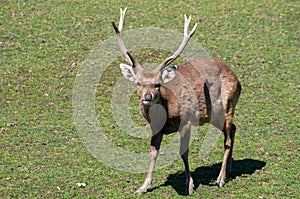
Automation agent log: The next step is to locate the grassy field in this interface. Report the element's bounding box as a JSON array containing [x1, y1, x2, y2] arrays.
[[1, 0, 299, 198]]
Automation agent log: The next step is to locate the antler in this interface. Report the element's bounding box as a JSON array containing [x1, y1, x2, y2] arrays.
[[112, 8, 142, 70], [156, 15, 198, 71]]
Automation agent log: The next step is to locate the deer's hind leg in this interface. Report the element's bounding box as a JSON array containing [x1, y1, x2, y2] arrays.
[[216, 104, 236, 187]]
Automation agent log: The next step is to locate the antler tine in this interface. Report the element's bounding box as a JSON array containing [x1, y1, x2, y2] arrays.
[[112, 8, 141, 69], [156, 15, 198, 71], [118, 7, 126, 31]]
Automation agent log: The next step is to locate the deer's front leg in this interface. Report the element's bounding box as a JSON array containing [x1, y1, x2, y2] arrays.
[[135, 133, 163, 194], [179, 121, 194, 195]]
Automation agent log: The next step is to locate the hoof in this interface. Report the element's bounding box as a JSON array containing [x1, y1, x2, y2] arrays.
[[185, 188, 194, 195], [135, 178, 151, 194], [135, 184, 150, 195], [135, 187, 148, 195], [216, 177, 225, 188], [185, 177, 194, 195]]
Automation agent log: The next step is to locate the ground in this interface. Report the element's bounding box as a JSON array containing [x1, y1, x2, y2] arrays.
[[0, 0, 299, 198]]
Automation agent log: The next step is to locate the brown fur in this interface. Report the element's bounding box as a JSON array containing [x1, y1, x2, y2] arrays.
[[134, 57, 241, 194], [112, 8, 241, 195], [141, 57, 241, 134]]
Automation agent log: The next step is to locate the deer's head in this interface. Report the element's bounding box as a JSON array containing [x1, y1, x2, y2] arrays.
[[112, 8, 197, 105]]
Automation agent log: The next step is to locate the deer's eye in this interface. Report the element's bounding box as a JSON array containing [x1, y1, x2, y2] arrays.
[[136, 82, 142, 86]]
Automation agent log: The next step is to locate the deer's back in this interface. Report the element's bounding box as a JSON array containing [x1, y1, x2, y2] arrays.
[[159, 58, 241, 133]]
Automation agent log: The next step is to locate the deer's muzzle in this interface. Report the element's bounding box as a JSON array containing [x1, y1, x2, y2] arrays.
[[144, 93, 152, 101], [142, 93, 154, 105]]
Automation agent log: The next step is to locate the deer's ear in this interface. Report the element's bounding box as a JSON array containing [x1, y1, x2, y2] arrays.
[[161, 66, 177, 83], [120, 63, 137, 82]]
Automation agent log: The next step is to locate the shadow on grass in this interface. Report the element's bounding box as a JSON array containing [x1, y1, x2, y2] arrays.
[[148, 158, 266, 195]]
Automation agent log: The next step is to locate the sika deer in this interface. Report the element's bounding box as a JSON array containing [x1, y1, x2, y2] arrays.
[[112, 8, 241, 195]]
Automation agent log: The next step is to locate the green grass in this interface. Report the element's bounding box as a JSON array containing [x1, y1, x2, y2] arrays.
[[1, 0, 299, 198]]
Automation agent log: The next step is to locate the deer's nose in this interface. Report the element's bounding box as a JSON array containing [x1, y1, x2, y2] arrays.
[[144, 93, 152, 101]]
